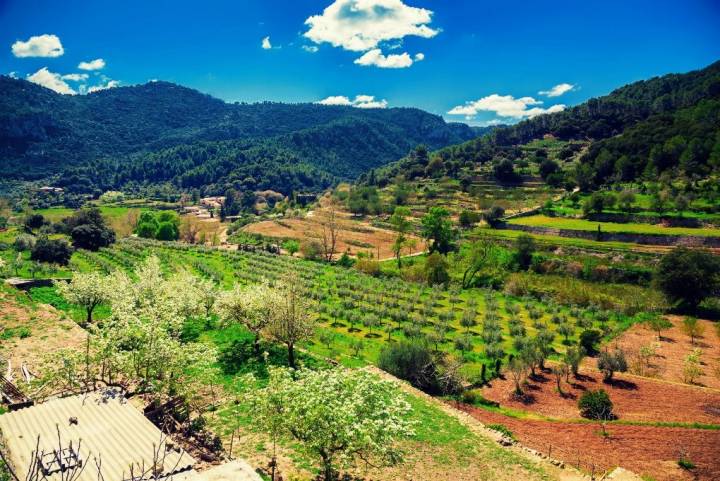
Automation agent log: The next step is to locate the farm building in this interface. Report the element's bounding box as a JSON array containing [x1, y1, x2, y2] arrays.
[[0, 391, 262, 481]]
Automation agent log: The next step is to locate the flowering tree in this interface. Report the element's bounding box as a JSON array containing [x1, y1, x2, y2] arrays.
[[55, 271, 111, 327], [216, 280, 278, 355], [266, 275, 316, 368], [245, 367, 414, 481]]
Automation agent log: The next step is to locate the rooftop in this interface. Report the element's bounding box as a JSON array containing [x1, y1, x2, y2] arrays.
[[0, 391, 195, 481]]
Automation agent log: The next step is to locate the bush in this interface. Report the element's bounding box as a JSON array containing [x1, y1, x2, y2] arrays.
[[24, 214, 46, 232], [30, 237, 72, 265], [378, 341, 444, 395], [459, 210, 480, 228], [514, 234, 535, 271], [355, 257, 380, 276], [483, 205, 505, 228], [300, 240, 323, 260], [71, 224, 115, 250], [424, 252, 449, 286], [578, 389, 614, 420], [486, 423, 515, 440], [579, 329, 602, 355]]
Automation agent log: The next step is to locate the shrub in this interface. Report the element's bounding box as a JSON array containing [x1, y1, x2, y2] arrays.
[[378, 341, 444, 395], [24, 214, 46, 232], [578, 389, 614, 420], [300, 240, 323, 260], [579, 329, 602, 355], [677, 457, 695, 470], [71, 223, 115, 250], [483, 205, 505, 228], [514, 234, 535, 271], [424, 252, 449, 286], [486, 423, 515, 440]]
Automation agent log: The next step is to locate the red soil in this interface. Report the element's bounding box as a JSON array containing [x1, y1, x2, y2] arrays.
[[480, 368, 720, 424], [600, 315, 720, 389], [461, 405, 720, 481]]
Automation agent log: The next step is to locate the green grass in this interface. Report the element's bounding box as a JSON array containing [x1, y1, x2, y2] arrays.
[[508, 215, 720, 237]]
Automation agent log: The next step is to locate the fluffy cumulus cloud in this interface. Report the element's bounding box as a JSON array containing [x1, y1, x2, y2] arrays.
[[62, 73, 89, 82], [317, 94, 388, 109], [262, 36, 272, 50], [448, 94, 565, 120], [539, 83, 575, 97], [304, 0, 437, 68], [78, 58, 106, 70], [27, 67, 75, 94], [12, 34, 64, 58], [354, 48, 413, 68]]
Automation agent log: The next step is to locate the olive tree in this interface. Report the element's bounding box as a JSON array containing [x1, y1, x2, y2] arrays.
[[245, 367, 414, 481]]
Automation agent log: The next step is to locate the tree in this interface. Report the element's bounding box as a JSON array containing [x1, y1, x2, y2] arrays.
[[639, 316, 670, 344], [266, 274, 316, 368], [24, 213, 46, 232], [378, 340, 443, 394], [282, 239, 300, 256], [507, 357, 527, 396], [246, 367, 413, 481], [216, 281, 277, 356], [493, 159, 518, 182], [390, 206, 412, 267], [31, 237, 72, 265], [597, 348, 628, 382], [617, 190, 636, 212], [514, 234, 535, 270], [458, 210, 480, 228], [563, 346, 585, 378], [483, 205, 505, 228], [461, 234, 496, 288], [579, 329, 602, 355], [71, 223, 116, 251], [539, 159, 560, 180], [64, 208, 116, 250], [682, 316, 704, 345], [319, 205, 339, 262], [424, 252, 449, 286], [552, 364, 569, 395], [55, 272, 110, 327], [421, 207, 456, 254], [655, 247, 720, 310]]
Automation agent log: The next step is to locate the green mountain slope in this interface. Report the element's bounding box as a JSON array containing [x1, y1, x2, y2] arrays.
[[374, 60, 720, 189], [0, 78, 475, 194]]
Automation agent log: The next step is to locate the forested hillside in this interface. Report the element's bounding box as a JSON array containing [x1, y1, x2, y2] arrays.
[[373, 60, 720, 189], [0, 77, 475, 195]]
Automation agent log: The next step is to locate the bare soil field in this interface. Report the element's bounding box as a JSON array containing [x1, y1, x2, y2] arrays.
[[461, 405, 720, 481], [480, 368, 720, 424], [0, 292, 86, 380], [598, 315, 720, 389], [244, 208, 425, 260]]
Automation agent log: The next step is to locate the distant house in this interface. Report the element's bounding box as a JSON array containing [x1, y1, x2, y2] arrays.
[[37, 186, 64, 194]]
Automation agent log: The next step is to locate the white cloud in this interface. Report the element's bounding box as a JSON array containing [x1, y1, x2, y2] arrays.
[[262, 36, 272, 50], [302, 45, 319, 53], [87, 79, 120, 93], [62, 73, 89, 82], [12, 34, 64, 57], [413, 52, 424, 61], [78, 58, 105, 70], [304, 0, 438, 52], [26, 67, 75, 94], [447, 94, 565, 119], [354, 48, 413, 68], [304, 0, 436, 68], [316, 94, 388, 109], [539, 83, 575, 97], [8, 71, 18, 78]]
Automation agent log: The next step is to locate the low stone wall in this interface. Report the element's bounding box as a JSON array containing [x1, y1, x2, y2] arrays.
[[585, 212, 705, 228], [502, 224, 720, 247]]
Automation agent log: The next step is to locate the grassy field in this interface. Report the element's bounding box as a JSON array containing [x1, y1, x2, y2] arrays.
[[508, 215, 720, 237]]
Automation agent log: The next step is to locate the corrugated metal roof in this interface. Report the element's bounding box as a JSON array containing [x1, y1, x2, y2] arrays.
[[0, 392, 195, 481]]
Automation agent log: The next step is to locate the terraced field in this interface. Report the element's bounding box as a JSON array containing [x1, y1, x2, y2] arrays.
[[507, 215, 720, 237]]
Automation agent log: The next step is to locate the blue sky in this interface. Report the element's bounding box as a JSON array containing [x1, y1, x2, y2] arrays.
[[2, 0, 719, 125]]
